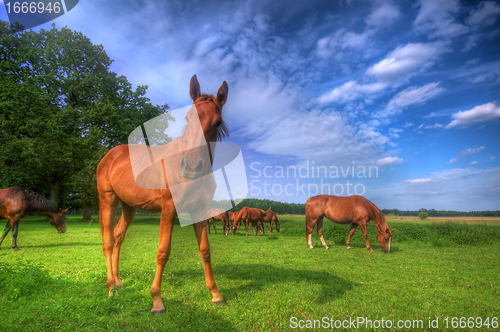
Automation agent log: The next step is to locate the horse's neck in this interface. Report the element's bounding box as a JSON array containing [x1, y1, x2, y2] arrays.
[[29, 208, 57, 219], [372, 211, 388, 233]]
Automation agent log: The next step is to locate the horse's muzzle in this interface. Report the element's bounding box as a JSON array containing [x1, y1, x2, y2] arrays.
[[179, 156, 204, 180], [59, 226, 67, 234]]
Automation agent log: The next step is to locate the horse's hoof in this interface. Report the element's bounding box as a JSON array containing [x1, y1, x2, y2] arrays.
[[212, 300, 226, 306], [347, 247, 351, 250], [151, 309, 166, 315], [13, 247, 20, 251], [309, 247, 314, 249], [325, 246, 330, 250]]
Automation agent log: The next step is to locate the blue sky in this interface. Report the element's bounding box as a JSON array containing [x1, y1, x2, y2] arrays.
[[2, 0, 500, 210]]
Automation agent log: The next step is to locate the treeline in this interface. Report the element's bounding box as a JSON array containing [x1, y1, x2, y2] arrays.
[[382, 208, 500, 217], [208, 199, 500, 217], [209, 199, 306, 215]]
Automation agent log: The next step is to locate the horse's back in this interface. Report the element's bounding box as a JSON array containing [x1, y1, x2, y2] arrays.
[[307, 195, 374, 223], [97, 145, 162, 211]]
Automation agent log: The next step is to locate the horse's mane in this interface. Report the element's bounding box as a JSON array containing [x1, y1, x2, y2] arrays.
[[185, 94, 229, 141], [363, 197, 388, 231], [10, 187, 59, 213]]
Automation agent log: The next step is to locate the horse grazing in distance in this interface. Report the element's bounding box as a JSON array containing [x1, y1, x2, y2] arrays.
[[207, 208, 230, 235], [305, 195, 395, 252], [232, 207, 271, 236], [259, 208, 280, 234], [96, 75, 229, 314], [0, 187, 67, 250]]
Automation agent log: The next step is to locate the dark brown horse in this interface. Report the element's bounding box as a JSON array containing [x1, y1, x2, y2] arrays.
[[0, 187, 67, 250], [207, 208, 230, 235], [96, 75, 228, 314], [232, 207, 270, 236], [305, 195, 395, 252]]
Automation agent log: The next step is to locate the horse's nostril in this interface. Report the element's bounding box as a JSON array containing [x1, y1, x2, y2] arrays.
[[179, 157, 186, 171], [195, 160, 204, 173]]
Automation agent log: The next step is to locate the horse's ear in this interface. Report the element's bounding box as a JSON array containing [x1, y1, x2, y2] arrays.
[[216, 81, 228, 106], [391, 228, 396, 233], [61, 208, 68, 214], [190, 74, 201, 101], [268, 206, 271, 212]]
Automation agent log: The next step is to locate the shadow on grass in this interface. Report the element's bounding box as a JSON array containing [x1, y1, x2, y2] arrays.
[[175, 263, 356, 304], [0, 260, 236, 331], [23, 242, 102, 248]]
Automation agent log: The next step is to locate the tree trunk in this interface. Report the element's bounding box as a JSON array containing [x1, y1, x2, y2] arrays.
[[49, 180, 62, 209], [80, 205, 92, 222]]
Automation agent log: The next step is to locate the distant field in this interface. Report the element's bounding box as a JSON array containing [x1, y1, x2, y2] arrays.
[[0, 215, 499, 331]]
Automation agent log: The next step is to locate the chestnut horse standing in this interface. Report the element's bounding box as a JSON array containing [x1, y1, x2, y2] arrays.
[[305, 195, 395, 252], [96, 75, 228, 314], [232, 207, 271, 236], [0, 187, 67, 250], [207, 208, 230, 235]]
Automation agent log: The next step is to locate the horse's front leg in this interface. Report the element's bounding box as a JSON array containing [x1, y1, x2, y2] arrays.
[[346, 223, 358, 249], [112, 203, 136, 288], [98, 192, 119, 296], [150, 209, 176, 314], [357, 220, 373, 252], [0, 220, 12, 250], [191, 209, 225, 305]]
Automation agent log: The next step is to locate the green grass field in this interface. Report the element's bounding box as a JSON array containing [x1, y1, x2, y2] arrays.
[[0, 215, 499, 331]]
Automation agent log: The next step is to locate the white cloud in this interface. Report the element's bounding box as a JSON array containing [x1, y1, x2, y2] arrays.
[[413, 0, 469, 39], [404, 122, 413, 127], [316, 81, 386, 104], [470, 161, 480, 165], [365, 2, 401, 28], [366, 42, 447, 84], [376, 156, 403, 166], [404, 178, 431, 184], [388, 128, 403, 138], [447, 102, 500, 128], [424, 123, 443, 129], [450, 146, 485, 163], [317, 42, 447, 105], [377, 82, 445, 117], [467, 1, 500, 28], [245, 109, 390, 165]]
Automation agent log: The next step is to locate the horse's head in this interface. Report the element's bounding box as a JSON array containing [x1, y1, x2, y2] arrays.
[[50, 208, 68, 233], [179, 74, 228, 180], [377, 228, 396, 253]]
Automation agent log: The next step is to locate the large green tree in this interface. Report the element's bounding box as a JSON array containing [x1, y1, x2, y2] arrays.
[[0, 21, 169, 208]]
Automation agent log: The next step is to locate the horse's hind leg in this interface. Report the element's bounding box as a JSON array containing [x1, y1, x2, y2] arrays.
[[346, 223, 358, 249], [98, 191, 120, 296], [316, 216, 329, 249], [112, 202, 136, 288], [0, 221, 12, 249], [213, 218, 217, 234]]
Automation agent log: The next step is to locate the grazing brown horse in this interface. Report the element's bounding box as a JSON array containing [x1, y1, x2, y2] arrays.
[[259, 208, 280, 234], [207, 208, 230, 235], [0, 187, 67, 250], [96, 75, 229, 314], [305, 195, 395, 252], [232, 207, 271, 236]]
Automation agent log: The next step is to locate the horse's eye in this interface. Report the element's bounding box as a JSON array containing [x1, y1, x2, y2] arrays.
[[216, 121, 222, 127]]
